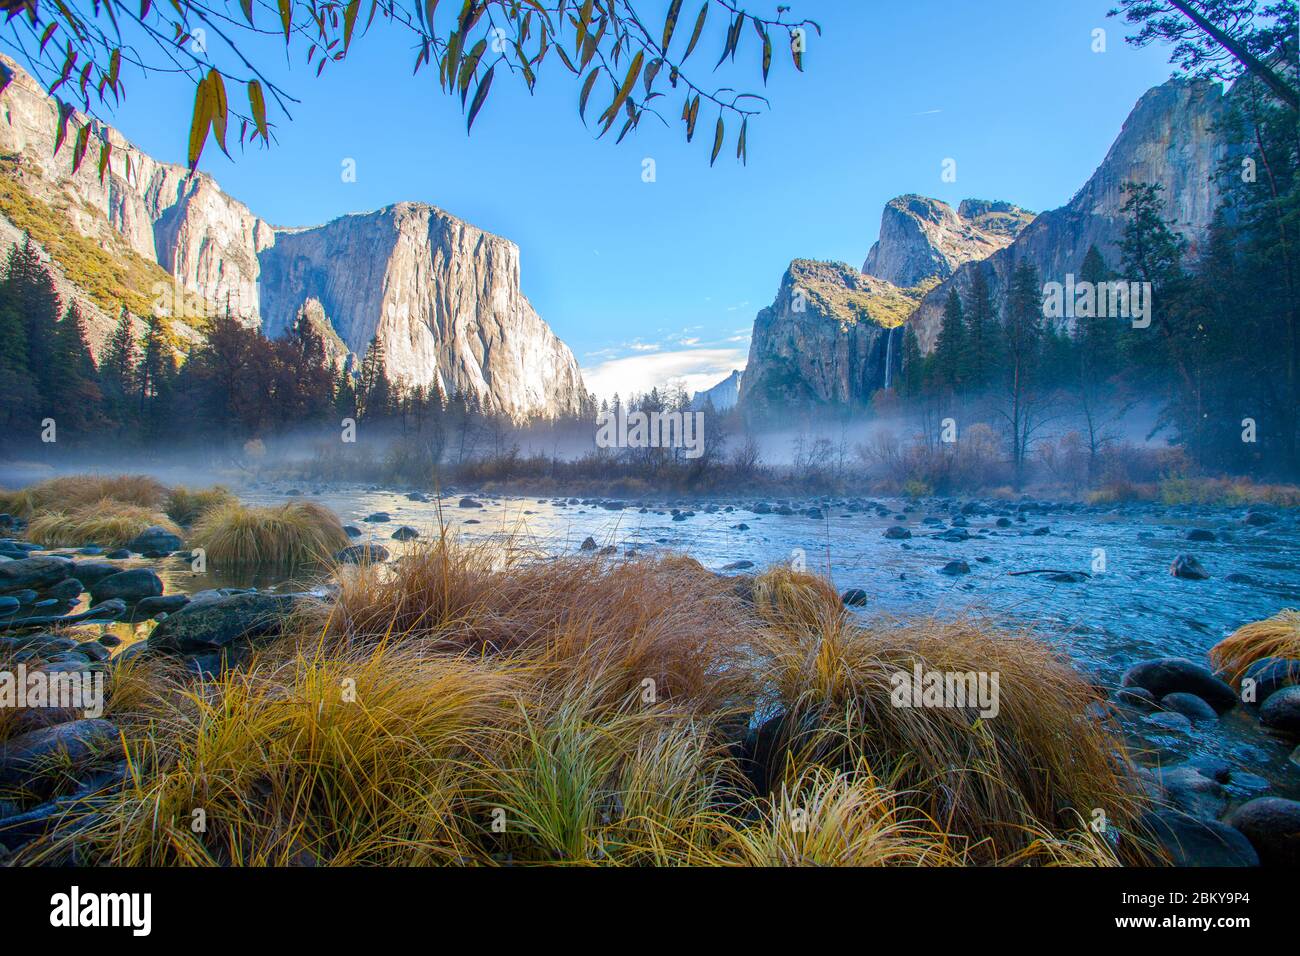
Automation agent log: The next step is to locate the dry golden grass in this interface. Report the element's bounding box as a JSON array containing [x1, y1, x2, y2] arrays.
[[1210, 609, 1300, 685], [189, 501, 349, 568], [20, 537, 1148, 867], [164, 485, 238, 527], [0, 474, 167, 518], [25, 501, 182, 548], [752, 566, 844, 633]]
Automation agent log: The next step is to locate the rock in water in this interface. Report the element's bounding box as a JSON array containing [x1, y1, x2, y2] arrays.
[[883, 526, 911, 540], [1170, 555, 1210, 580], [147, 592, 302, 655], [1122, 658, 1237, 712], [89, 568, 163, 604], [1224, 798, 1300, 867], [335, 544, 391, 564], [1259, 686, 1300, 737], [0, 555, 74, 592], [0, 719, 123, 796], [1139, 810, 1259, 867], [1160, 692, 1218, 722], [841, 588, 869, 607], [391, 526, 420, 541], [126, 525, 183, 553]]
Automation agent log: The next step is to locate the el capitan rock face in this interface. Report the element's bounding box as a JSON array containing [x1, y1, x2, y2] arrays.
[[258, 203, 586, 419], [0, 54, 585, 419], [862, 195, 1034, 288], [909, 78, 1230, 352]]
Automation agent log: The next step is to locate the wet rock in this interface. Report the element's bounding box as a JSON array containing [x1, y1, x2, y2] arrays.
[[579, 537, 597, 551], [69, 561, 120, 587], [335, 543, 391, 563], [733, 523, 750, 531], [1185, 528, 1217, 542], [1170, 555, 1210, 580], [134, 594, 191, 618], [883, 526, 911, 540], [1181, 756, 1233, 784], [1160, 765, 1227, 820], [1140, 810, 1258, 867], [44, 578, 83, 602], [1115, 686, 1158, 709], [1161, 692, 1218, 722], [1122, 658, 1237, 712], [125, 525, 183, 553], [841, 588, 869, 607], [1243, 658, 1300, 703], [0, 595, 18, 613], [105, 549, 131, 560], [1259, 686, 1300, 737], [390, 525, 420, 542], [0, 555, 74, 592], [363, 512, 391, 523], [2, 599, 125, 629], [343, 525, 362, 538], [458, 497, 483, 509], [721, 560, 754, 571], [97, 634, 121, 648], [1225, 572, 1256, 585], [940, 560, 971, 576], [89, 568, 163, 604], [77, 641, 109, 663], [1224, 798, 1300, 866], [147, 592, 303, 655], [937, 528, 971, 542], [0, 719, 123, 796], [1145, 711, 1193, 733], [995, 517, 1012, 528], [1243, 512, 1276, 527], [1046, 571, 1088, 583]]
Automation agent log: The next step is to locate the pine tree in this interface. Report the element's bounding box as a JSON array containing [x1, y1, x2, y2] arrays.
[[1001, 259, 1045, 489], [963, 263, 997, 391], [933, 288, 966, 392], [358, 335, 390, 420], [1, 235, 62, 408], [899, 325, 925, 398], [49, 301, 103, 434]]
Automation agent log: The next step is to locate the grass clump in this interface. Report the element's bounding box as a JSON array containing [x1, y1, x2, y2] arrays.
[[1210, 609, 1300, 685], [164, 485, 238, 527], [189, 500, 349, 568], [0, 474, 168, 518], [25, 500, 181, 548]]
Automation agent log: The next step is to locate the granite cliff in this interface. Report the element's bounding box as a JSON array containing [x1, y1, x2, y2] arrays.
[[0, 55, 585, 419]]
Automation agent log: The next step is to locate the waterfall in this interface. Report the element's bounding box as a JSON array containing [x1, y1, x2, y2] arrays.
[[883, 328, 895, 391]]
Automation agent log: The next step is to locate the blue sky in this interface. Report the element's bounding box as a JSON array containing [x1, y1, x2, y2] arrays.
[[90, 0, 1179, 400]]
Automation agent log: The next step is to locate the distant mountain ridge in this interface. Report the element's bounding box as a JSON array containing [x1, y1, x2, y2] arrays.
[[738, 75, 1233, 417], [0, 54, 586, 420]]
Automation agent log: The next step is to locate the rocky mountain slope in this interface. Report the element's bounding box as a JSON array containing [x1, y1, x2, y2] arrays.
[[908, 78, 1229, 351], [737, 260, 927, 417], [690, 369, 743, 411], [862, 195, 1034, 287], [738, 76, 1232, 417], [0, 55, 585, 419]]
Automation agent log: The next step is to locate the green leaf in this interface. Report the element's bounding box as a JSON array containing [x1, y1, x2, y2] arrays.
[[97, 139, 111, 183], [188, 74, 216, 168], [208, 70, 229, 155], [466, 63, 495, 132], [71, 122, 90, 174], [710, 115, 723, 166], [277, 0, 292, 40], [599, 49, 642, 131]]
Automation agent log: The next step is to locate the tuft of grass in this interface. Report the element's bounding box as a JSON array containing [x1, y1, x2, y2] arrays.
[[0, 474, 168, 518], [751, 566, 844, 633], [165, 485, 238, 527], [1210, 609, 1300, 685], [189, 501, 349, 568], [26, 500, 181, 548]]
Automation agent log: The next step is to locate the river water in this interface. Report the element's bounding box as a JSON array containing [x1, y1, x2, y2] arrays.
[[147, 483, 1300, 800]]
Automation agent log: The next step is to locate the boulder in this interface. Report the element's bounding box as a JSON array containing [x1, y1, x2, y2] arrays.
[[133, 594, 191, 618], [1185, 528, 1217, 542], [883, 526, 911, 540], [0, 719, 123, 795], [1259, 686, 1300, 737], [458, 497, 483, 509], [44, 578, 83, 602], [939, 560, 971, 576], [335, 544, 391, 564], [0, 555, 74, 592], [391, 526, 420, 541], [841, 588, 869, 607], [89, 568, 163, 604], [1243, 657, 1300, 703], [1159, 765, 1227, 821], [1224, 798, 1300, 867], [1160, 692, 1218, 722], [721, 560, 754, 571], [69, 561, 120, 586], [125, 525, 183, 553], [579, 537, 598, 551], [1170, 554, 1210, 580], [147, 592, 302, 655], [1140, 810, 1258, 867], [1122, 657, 1237, 712]]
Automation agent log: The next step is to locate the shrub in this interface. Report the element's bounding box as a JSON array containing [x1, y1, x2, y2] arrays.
[[26, 501, 181, 548]]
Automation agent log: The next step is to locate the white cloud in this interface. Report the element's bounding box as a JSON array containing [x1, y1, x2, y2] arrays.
[[582, 347, 747, 403]]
